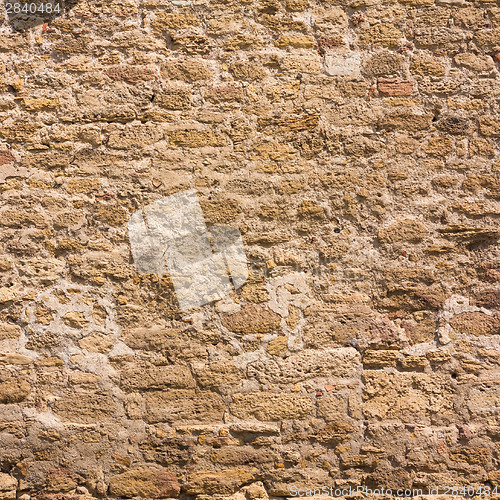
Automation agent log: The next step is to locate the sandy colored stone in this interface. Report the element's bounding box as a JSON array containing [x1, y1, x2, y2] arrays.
[[144, 389, 225, 423], [230, 392, 314, 421], [109, 467, 180, 498], [378, 218, 428, 244], [184, 469, 254, 495], [449, 312, 500, 336], [222, 304, 281, 334]]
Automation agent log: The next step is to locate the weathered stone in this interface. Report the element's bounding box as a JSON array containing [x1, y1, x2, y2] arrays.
[[377, 78, 413, 96], [109, 467, 180, 498], [449, 312, 500, 336], [222, 304, 281, 334], [53, 392, 117, 421], [378, 219, 428, 244], [0, 473, 16, 500], [230, 392, 314, 421], [184, 469, 254, 495], [144, 390, 225, 423]]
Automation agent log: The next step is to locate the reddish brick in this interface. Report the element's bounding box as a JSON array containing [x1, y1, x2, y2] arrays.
[[377, 78, 413, 96]]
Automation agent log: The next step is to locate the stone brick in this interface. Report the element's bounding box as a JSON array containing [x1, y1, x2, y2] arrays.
[[455, 53, 495, 72], [275, 35, 315, 48], [248, 347, 361, 383], [144, 390, 225, 423], [0, 474, 16, 500], [222, 304, 281, 334], [161, 60, 214, 81], [378, 218, 428, 244], [324, 51, 361, 77], [109, 468, 180, 498], [449, 311, 500, 336], [167, 128, 226, 148], [155, 87, 192, 110], [230, 392, 315, 421], [120, 363, 196, 392], [363, 51, 404, 77], [184, 469, 255, 495], [410, 55, 446, 76], [0, 369, 30, 403], [479, 116, 500, 137], [281, 54, 322, 73], [363, 371, 454, 422], [378, 111, 433, 131], [230, 61, 267, 81], [423, 136, 453, 156], [377, 78, 413, 96], [358, 24, 402, 47], [53, 393, 117, 421], [151, 12, 199, 32], [106, 65, 157, 83]]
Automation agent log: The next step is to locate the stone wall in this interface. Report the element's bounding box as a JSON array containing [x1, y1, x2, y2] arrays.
[[0, 0, 499, 498]]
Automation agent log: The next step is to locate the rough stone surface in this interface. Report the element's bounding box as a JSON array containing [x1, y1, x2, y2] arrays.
[[0, 0, 498, 498]]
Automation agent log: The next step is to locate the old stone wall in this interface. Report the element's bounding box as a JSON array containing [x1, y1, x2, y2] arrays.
[[0, 0, 499, 498]]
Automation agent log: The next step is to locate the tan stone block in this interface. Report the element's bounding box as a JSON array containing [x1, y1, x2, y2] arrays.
[[20, 97, 59, 111], [120, 363, 196, 392], [204, 84, 245, 103], [230, 61, 267, 81], [184, 469, 254, 495], [362, 371, 454, 422], [94, 204, 129, 226], [193, 361, 242, 388], [470, 137, 495, 157], [479, 116, 500, 136], [0, 121, 39, 142], [410, 55, 445, 76], [106, 65, 157, 83], [198, 198, 240, 223], [358, 24, 402, 47], [286, 0, 308, 10], [0, 473, 16, 500], [53, 392, 117, 421], [363, 350, 399, 368], [423, 136, 453, 156], [224, 34, 263, 51], [378, 111, 433, 131], [151, 12, 199, 32], [155, 87, 191, 110], [257, 115, 319, 133], [66, 178, 100, 194], [171, 34, 212, 54], [62, 311, 89, 329], [281, 54, 322, 73], [275, 35, 315, 48], [222, 304, 281, 334], [161, 60, 214, 81], [267, 336, 288, 356], [108, 124, 163, 149], [109, 467, 180, 498], [378, 218, 428, 244], [450, 311, 500, 336], [455, 53, 495, 72], [449, 446, 491, 466], [0, 369, 30, 404], [167, 128, 226, 148], [144, 389, 225, 423], [0, 323, 21, 341], [79, 332, 114, 353], [0, 353, 32, 365]]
